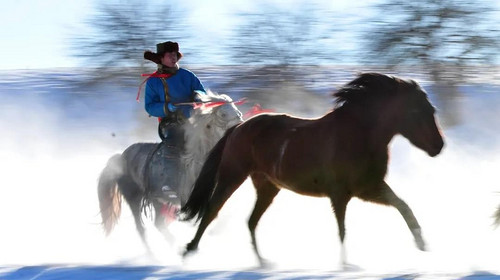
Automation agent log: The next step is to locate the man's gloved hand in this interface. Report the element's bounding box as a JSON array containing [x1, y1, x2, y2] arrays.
[[167, 102, 178, 112], [193, 90, 206, 102]]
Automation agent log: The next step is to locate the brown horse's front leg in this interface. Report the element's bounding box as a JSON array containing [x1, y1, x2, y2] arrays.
[[329, 191, 351, 267], [357, 181, 426, 251]]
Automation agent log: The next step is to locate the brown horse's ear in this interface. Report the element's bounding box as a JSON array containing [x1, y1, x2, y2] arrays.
[[144, 50, 161, 64]]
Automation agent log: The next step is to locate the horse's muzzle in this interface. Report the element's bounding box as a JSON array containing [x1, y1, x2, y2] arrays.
[[427, 139, 444, 157]]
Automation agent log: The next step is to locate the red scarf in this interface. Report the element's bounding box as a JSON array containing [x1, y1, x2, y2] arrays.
[[136, 71, 173, 102]]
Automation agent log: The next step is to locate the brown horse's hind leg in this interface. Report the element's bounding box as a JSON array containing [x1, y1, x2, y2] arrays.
[[248, 173, 280, 267], [357, 181, 426, 251], [185, 169, 249, 255]]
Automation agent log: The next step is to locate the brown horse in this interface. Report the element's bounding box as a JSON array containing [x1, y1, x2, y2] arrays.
[[180, 73, 445, 267]]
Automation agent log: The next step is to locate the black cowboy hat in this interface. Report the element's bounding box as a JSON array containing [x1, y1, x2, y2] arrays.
[[144, 41, 183, 64]]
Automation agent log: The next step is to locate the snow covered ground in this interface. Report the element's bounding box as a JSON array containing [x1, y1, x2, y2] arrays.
[[0, 70, 499, 279]]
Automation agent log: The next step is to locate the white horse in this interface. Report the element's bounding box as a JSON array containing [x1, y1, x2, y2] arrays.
[[97, 90, 242, 251]]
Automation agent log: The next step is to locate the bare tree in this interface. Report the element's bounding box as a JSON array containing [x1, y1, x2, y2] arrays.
[[366, 0, 498, 80], [223, 4, 343, 108], [364, 0, 499, 126], [229, 5, 339, 67], [71, 0, 187, 75]]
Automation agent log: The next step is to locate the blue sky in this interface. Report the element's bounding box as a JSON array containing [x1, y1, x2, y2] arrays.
[[0, 0, 93, 69]]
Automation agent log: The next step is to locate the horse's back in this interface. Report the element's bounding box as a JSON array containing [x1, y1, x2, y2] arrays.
[[122, 142, 158, 186], [237, 113, 334, 141], [239, 113, 314, 136], [225, 114, 331, 171], [123, 142, 157, 155]]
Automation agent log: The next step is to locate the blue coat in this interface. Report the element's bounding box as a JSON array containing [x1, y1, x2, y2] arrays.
[[145, 68, 206, 118]]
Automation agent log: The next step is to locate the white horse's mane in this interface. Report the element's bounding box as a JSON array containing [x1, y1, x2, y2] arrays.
[[177, 90, 242, 204]]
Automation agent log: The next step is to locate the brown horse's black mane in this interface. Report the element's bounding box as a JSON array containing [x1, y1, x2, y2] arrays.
[[333, 73, 418, 107]]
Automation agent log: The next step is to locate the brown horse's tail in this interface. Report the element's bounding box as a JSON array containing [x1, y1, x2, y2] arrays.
[[181, 125, 237, 222], [97, 154, 124, 235]]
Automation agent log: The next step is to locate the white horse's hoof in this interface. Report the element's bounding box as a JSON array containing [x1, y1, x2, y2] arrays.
[[415, 239, 426, 251], [412, 228, 426, 251], [342, 262, 362, 271], [258, 258, 274, 269]]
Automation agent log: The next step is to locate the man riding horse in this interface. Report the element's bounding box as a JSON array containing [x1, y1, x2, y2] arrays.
[[142, 41, 207, 205], [143, 41, 206, 142]]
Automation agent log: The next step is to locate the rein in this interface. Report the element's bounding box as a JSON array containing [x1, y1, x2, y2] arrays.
[[175, 98, 247, 110]]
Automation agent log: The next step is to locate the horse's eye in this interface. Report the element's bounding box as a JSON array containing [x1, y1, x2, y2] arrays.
[[221, 113, 227, 118], [206, 124, 211, 129]]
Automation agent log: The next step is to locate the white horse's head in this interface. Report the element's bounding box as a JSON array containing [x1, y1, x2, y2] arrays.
[[178, 90, 243, 204], [189, 90, 243, 134]]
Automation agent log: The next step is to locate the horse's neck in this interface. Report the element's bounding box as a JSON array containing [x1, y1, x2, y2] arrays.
[[330, 106, 396, 148], [184, 114, 219, 159], [178, 113, 223, 204]]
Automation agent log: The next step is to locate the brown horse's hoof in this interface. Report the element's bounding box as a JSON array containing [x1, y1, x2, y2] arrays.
[[183, 242, 198, 257]]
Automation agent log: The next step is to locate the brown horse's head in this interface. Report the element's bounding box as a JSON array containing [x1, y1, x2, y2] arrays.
[[334, 73, 444, 157], [397, 80, 444, 157]]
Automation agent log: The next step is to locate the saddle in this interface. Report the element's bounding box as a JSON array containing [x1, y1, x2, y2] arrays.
[[145, 125, 185, 206]]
